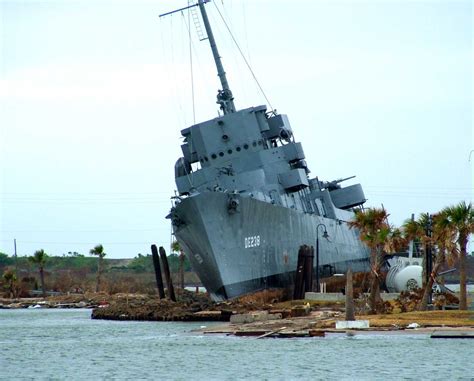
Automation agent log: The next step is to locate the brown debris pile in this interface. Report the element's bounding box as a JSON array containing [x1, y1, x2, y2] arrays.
[[393, 289, 459, 312], [91, 290, 220, 321], [91, 288, 293, 322]]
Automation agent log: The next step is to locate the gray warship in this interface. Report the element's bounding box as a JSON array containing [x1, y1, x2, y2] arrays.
[[164, 0, 370, 301]]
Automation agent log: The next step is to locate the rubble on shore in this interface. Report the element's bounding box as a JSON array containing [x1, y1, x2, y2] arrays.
[[0, 293, 108, 309], [90, 290, 291, 321], [91, 291, 222, 321], [199, 309, 474, 338], [2, 289, 473, 338]]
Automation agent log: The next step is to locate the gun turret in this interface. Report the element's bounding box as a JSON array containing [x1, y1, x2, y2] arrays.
[[320, 175, 356, 191]]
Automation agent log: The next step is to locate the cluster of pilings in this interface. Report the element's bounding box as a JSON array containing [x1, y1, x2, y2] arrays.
[[151, 244, 176, 302], [293, 245, 314, 300]]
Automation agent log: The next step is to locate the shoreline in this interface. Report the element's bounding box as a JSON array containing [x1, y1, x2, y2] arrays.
[[196, 322, 474, 335], [2, 293, 473, 339]]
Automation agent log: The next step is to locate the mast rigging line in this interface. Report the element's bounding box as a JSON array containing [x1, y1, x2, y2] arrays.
[[168, 15, 187, 128], [185, 2, 196, 124], [212, 1, 274, 113]]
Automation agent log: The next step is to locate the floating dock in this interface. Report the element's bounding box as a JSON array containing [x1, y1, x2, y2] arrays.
[[431, 330, 474, 339]]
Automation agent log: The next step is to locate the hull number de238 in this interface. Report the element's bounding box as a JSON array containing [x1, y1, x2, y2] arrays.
[[244, 235, 260, 249]]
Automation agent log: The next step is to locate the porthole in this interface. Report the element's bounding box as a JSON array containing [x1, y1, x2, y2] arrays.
[[219, 152, 224, 157], [258, 141, 262, 145], [204, 157, 209, 162], [211, 154, 217, 159], [252, 141, 257, 147], [227, 149, 233, 154], [244, 144, 249, 149], [236, 146, 241, 152]]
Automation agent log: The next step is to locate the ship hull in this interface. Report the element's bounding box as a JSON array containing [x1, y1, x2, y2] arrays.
[[173, 192, 369, 301]]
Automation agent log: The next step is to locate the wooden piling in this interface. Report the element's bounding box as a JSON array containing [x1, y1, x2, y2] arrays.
[[151, 245, 165, 299], [304, 246, 314, 293], [293, 246, 306, 300], [159, 246, 177, 302]]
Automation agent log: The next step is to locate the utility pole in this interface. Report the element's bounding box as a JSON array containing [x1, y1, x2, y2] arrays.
[[425, 214, 433, 305], [14, 238, 18, 275]]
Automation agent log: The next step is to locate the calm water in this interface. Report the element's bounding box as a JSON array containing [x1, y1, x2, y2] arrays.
[[0, 309, 473, 380]]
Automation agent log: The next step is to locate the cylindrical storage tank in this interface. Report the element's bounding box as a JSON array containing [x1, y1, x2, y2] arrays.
[[389, 265, 422, 292]]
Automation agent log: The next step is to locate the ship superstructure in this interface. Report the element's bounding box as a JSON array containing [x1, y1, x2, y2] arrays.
[[163, 0, 370, 300]]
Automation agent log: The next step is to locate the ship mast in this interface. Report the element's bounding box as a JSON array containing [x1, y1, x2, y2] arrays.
[[160, 0, 236, 115], [197, 0, 235, 114]]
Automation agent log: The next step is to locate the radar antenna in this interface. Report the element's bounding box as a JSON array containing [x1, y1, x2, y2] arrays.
[[160, 0, 236, 115]]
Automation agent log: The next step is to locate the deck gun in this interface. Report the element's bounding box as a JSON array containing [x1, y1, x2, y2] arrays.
[[320, 176, 356, 191]]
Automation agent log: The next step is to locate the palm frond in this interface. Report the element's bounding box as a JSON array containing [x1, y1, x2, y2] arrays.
[[89, 244, 106, 258]]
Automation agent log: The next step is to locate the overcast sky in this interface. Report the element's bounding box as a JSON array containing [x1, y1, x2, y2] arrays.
[[0, 0, 472, 258]]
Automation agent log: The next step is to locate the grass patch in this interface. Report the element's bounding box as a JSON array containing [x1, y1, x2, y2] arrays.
[[359, 311, 474, 327]]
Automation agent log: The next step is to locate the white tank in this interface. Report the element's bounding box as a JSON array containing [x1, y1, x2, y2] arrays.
[[386, 256, 423, 292], [392, 265, 422, 292]]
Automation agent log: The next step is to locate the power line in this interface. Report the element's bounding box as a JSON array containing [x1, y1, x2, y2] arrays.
[[0, 228, 168, 233], [1, 185, 471, 196], [0, 191, 172, 195], [0, 200, 171, 205], [0, 240, 157, 245], [364, 186, 473, 190]]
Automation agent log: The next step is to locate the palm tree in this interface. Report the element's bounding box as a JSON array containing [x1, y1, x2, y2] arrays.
[[404, 212, 456, 310], [29, 249, 48, 297], [348, 207, 396, 314], [441, 201, 474, 310], [403, 213, 432, 290], [3, 268, 17, 298], [383, 227, 406, 254], [172, 240, 185, 289], [89, 244, 106, 293]]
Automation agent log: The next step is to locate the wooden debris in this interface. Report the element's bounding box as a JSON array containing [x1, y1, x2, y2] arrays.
[[431, 330, 474, 339], [308, 330, 326, 337], [256, 327, 287, 339]]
